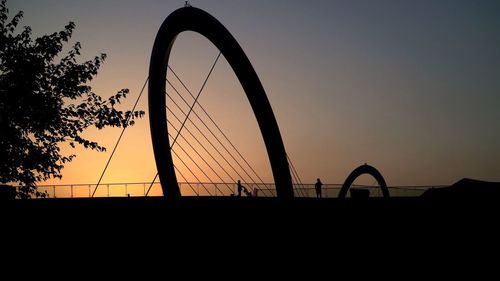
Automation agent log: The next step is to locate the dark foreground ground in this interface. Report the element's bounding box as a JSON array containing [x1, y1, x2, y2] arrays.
[[4, 178, 499, 231], [3, 193, 500, 273], [4, 195, 499, 232]]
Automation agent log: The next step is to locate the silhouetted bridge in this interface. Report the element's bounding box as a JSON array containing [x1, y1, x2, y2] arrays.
[[90, 7, 405, 201], [30, 182, 437, 198], [23, 6, 496, 205], [3, 5, 500, 254]]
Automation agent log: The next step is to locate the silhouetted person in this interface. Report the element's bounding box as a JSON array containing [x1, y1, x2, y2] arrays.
[[315, 178, 323, 198], [236, 180, 252, 197], [237, 180, 243, 197], [243, 186, 252, 197]]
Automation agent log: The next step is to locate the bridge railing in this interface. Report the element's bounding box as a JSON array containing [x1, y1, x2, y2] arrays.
[[24, 182, 440, 198], [292, 184, 436, 198], [32, 182, 164, 198]]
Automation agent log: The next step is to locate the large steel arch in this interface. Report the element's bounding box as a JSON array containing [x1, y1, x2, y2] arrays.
[[339, 164, 390, 198], [149, 7, 293, 199]]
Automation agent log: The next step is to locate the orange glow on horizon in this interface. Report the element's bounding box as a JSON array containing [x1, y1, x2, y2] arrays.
[[19, 1, 499, 189]]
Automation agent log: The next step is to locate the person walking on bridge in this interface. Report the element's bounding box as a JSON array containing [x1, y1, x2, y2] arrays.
[[237, 180, 244, 197], [315, 178, 323, 198]]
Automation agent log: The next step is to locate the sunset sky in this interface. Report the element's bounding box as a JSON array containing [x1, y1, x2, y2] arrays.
[[9, 0, 500, 191]]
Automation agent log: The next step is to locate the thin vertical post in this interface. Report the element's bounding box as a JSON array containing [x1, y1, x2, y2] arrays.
[[71, 185, 73, 198]]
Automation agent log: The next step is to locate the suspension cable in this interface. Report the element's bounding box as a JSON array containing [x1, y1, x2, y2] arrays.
[[166, 90, 266, 195], [168, 66, 272, 192], [170, 52, 221, 152], [287, 155, 306, 197], [145, 173, 159, 196], [168, 131, 224, 195], [288, 162, 302, 197], [166, 105, 239, 189], [92, 77, 149, 197], [146, 53, 221, 196], [171, 148, 212, 195], [167, 78, 272, 195], [287, 154, 307, 197], [166, 103, 271, 198], [288, 163, 302, 197], [174, 165, 199, 196], [150, 147, 210, 195], [148, 164, 199, 196], [167, 118, 233, 194]]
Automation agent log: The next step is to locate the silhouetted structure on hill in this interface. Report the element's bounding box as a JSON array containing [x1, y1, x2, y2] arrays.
[[421, 178, 500, 199]]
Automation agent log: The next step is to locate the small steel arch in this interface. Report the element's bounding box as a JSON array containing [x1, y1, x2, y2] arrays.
[[339, 164, 390, 198]]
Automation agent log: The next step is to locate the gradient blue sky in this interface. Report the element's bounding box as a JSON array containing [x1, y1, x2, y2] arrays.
[[8, 0, 500, 187]]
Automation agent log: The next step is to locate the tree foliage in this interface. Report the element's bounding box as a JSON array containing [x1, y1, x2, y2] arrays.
[[0, 0, 144, 198]]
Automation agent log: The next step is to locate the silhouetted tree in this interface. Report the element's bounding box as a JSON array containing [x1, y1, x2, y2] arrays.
[[0, 0, 144, 198]]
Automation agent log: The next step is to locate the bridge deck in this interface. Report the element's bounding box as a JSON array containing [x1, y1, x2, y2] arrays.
[[4, 196, 498, 227], [3, 196, 498, 261]]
